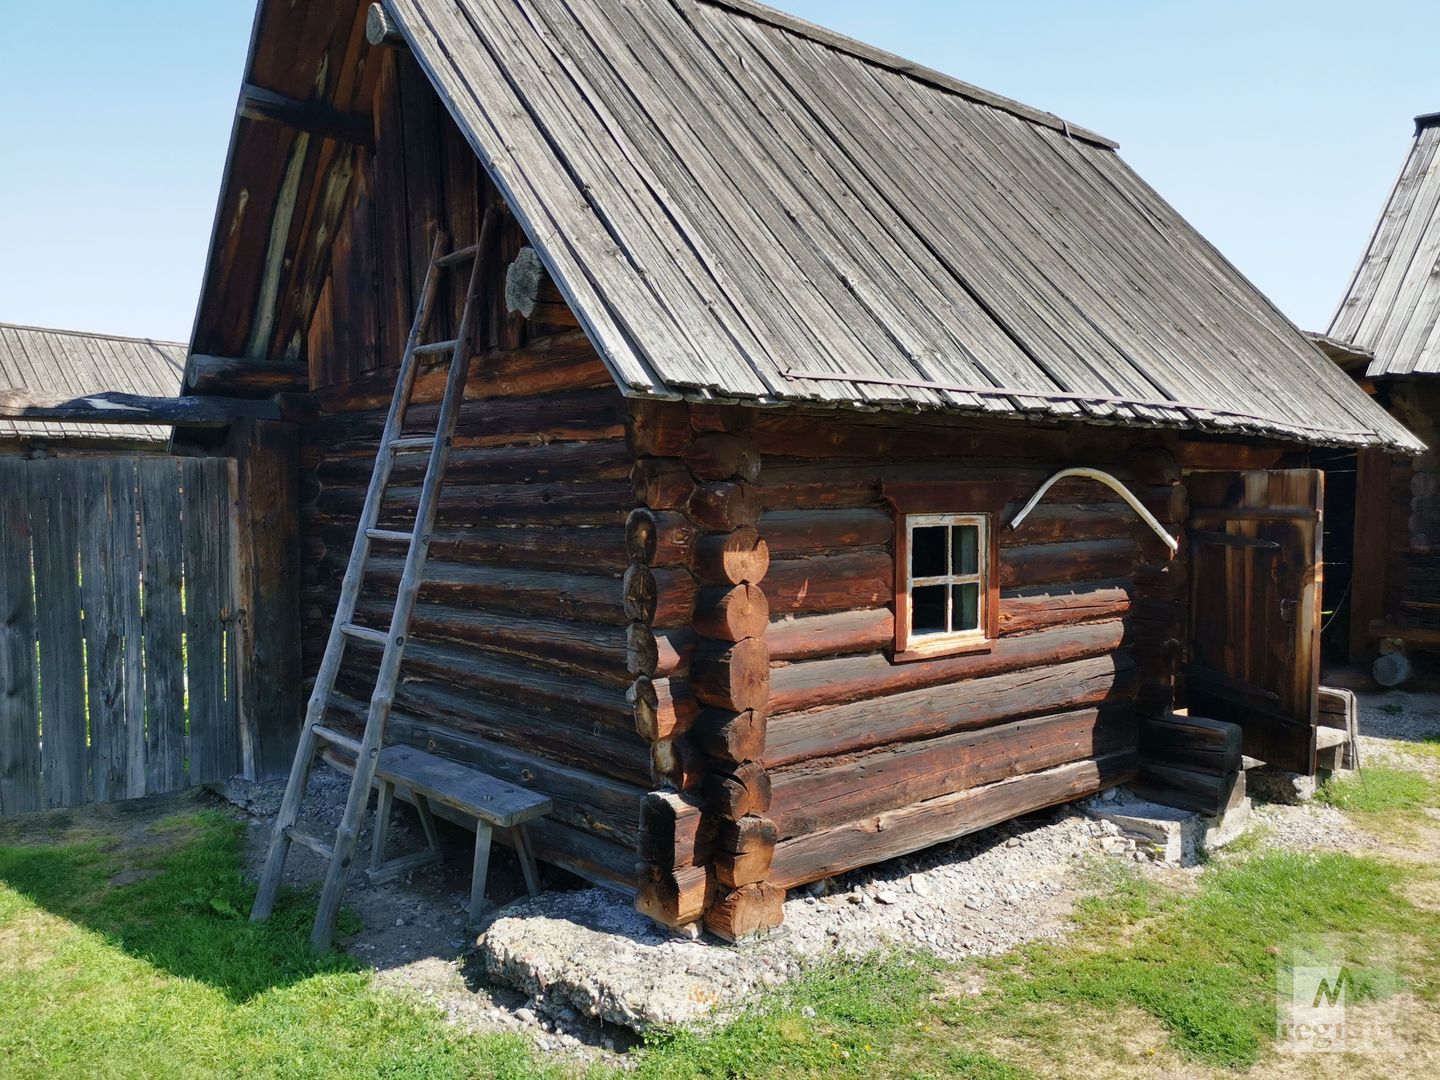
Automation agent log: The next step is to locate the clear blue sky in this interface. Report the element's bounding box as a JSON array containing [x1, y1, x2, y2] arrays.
[[1, 1, 1437, 345]]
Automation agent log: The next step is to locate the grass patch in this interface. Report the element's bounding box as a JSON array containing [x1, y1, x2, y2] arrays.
[[1411, 734, 1440, 762], [1318, 766, 1438, 813], [0, 809, 555, 1079]]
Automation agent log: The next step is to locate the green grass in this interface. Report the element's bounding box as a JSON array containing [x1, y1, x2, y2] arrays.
[[1317, 765, 1439, 812], [3, 807, 1438, 1079], [0, 810, 555, 1079], [1411, 733, 1440, 762]]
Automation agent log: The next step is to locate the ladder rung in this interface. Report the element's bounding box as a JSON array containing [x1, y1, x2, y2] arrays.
[[412, 339, 458, 357], [435, 243, 478, 267], [312, 724, 361, 755], [365, 527, 414, 544], [388, 436, 435, 451], [341, 623, 390, 647], [286, 825, 335, 860]]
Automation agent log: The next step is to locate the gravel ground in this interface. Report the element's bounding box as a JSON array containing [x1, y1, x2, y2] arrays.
[[1352, 689, 1440, 780]]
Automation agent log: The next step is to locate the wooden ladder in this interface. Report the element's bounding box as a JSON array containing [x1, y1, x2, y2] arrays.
[[250, 212, 496, 952]]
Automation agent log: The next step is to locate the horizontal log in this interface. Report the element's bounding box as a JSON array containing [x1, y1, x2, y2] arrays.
[[762, 466, 1025, 511], [692, 637, 771, 712], [404, 523, 629, 571], [694, 584, 770, 642], [999, 502, 1136, 546], [684, 432, 760, 483], [692, 708, 766, 764], [638, 790, 715, 869], [704, 882, 785, 941], [636, 863, 713, 928], [622, 565, 697, 629], [767, 607, 894, 662], [765, 550, 892, 616], [238, 82, 373, 146], [767, 650, 1137, 767], [768, 704, 1135, 838], [311, 330, 612, 413], [768, 618, 1126, 716], [625, 509, 700, 568], [714, 815, 778, 888], [627, 626, 694, 679], [312, 479, 633, 527], [651, 736, 707, 790], [632, 458, 694, 510], [767, 751, 1138, 889], [385, 714, 645, 848], [305, 389, 626, 451], [363, 558, 624, 624], [694, 527, 769, 585], [1138, 714, 1242, 776], [626, 399, 691, 458], [187, 354, 308, 396], [348, 596, 628, 682], [703, 760, 773, 820], [688, 482, 761, 531], [630, 676, 699, 741], [761, 508, 893, 554], [0, 389, 279, 426], [996, 581, 1135, 636], [316, 438, 631, 487], [998, 539, 1136, 589]]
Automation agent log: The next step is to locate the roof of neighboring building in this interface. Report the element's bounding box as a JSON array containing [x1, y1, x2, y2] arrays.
[[1329, 114, 1440, 380], [0, 322, 186, 443]]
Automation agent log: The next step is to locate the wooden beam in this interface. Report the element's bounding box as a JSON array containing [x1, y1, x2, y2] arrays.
[[238, 83, 374, 147], [187, 354, 309, 397], [0, 390, 280, 426], [366, 3, 407, 48]]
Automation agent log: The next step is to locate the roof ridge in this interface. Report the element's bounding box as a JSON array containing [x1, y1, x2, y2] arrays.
[[1416, 110, 1440, 132], [697, 0, 1118, 150], [0, 321, 187, 349]]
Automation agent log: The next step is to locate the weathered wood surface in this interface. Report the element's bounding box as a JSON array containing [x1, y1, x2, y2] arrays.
[[0, 456, 239, 817], [375, 744, 551, 826]]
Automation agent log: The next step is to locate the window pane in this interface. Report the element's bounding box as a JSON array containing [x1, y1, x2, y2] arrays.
[[912, 584, 946, 635], [952, 583, 980, 632], [953, 524, 979, 575], [911, 526, 947, 578]]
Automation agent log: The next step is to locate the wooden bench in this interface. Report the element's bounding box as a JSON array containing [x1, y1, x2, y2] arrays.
[[366, 744, 552, 926]]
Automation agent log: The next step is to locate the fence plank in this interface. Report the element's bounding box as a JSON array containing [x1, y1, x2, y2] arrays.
[[31, 461, 88, 808], [139, 458, 187, 793], [183, 459, 235, 784], [0, 459, 40, 815], [113, 459, 147, 799], [80, 462, 128, 801]]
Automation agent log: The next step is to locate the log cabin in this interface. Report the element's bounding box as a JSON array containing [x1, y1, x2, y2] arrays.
[[180, 0, 1420, 939], [1316, 111, 1440, 675], [0, 323, 186, 454]]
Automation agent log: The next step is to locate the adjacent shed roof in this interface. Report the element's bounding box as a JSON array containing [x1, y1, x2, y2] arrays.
[[0, 322, 186, 444], [1329, 114, 1440, 380]]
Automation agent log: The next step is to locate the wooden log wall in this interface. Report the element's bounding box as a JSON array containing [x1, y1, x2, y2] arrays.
[[295, 56, 637, 892]]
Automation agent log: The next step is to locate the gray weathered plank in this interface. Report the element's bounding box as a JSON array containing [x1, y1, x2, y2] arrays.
[[181, 459, 235, 785], [79, 461, 128, 801], [0, 459, 41, 815], [139, 458, 187, 793]]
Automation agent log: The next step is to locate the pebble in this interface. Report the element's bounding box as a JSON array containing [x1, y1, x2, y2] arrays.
[[874, 890, 899, 905]]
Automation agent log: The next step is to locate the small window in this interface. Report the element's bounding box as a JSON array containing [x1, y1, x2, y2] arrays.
[[899, 513, 991, 656]]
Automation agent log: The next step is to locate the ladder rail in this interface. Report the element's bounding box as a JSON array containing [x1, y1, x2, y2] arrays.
[[250, 232, 449, 924], [307, 208, 499, 950]]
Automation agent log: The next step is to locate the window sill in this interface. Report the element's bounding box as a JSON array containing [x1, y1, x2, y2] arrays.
[[891, 638, 994, 663]]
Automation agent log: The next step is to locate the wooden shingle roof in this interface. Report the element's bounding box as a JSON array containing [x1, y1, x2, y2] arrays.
[[0, 323, 186, 444], [383, 0, 1418, 451], [1330, 114, 1440, 380]]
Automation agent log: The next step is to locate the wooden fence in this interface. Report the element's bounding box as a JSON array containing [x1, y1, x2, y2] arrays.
[[0, 455, 239, 816]]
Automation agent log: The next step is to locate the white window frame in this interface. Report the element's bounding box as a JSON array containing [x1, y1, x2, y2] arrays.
[[904, 512, 988, 648]]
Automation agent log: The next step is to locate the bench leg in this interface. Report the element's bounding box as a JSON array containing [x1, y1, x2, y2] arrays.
[[511, 824, 542, 897], [470, 821, 493, 927], [370, 780, 396, 874], [414, 793, 441, 851]]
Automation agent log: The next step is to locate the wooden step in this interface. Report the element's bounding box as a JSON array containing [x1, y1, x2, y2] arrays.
[[412, 339, 458, 357], [312, 724, 360, 754], [365, 527, 414, 544], [375, 744, 551, 828], [341, 623, 389, 646], [435, 243, 478, 267], [286, 825, 335, 860], [1314, 726, 1350, 751], [388, 436, 435, 451]]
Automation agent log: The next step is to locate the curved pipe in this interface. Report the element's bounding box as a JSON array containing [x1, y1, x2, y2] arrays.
[[1008, 467, 1178, 553]]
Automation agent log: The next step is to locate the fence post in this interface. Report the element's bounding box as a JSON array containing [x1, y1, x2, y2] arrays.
[[228, 418, 302, 780]]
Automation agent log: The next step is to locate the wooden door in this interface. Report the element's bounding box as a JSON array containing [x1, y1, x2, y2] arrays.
[[1186, 469, 1323, 773]]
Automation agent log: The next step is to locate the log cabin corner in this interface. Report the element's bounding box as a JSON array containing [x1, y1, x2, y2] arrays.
[[180, 0, 1422, 940]]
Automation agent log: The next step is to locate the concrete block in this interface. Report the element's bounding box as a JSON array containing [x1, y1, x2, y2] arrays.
[[1087, 791, 1254, 866]]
